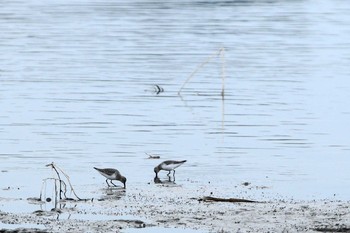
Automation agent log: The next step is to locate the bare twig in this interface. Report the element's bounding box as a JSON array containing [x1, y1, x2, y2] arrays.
[[48, 164, 63, 199], [55, 165, 81, 200], [178, 47, 226, 96], [46, 162, 82, 200]]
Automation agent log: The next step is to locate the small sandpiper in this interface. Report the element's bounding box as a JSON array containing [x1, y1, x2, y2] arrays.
[[94, 167, 127, 188], [154, 160, 187, 178]]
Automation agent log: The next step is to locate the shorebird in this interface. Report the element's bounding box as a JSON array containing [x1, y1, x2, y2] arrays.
[[154, 160, 187, 178], [94, 167, 127, 188]]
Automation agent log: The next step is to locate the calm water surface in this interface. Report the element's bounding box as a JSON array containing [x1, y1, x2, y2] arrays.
[[0, 0, 350, 200]]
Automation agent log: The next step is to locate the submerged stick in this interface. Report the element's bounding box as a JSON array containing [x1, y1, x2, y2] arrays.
[[220, 47, 226, 98], [39, 178, 47, 200], [198, 196, 257, 203], [178, 47, 226, 96]]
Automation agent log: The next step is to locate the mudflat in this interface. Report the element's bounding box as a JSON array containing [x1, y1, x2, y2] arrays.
[[1, 182, 349, 233]]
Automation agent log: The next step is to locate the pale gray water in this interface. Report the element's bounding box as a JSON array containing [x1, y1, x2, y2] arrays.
[[1, 0, 350, 202]]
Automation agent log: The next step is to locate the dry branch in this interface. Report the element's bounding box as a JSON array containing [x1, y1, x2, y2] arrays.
[[45, 162, 82, 200], [178, 47, 226, 96]]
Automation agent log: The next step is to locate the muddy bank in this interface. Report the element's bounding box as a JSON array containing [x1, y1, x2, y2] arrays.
[[1, 183, 349, 233]]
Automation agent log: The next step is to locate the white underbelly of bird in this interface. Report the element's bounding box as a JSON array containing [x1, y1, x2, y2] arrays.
[[97, 170, 117, 180]]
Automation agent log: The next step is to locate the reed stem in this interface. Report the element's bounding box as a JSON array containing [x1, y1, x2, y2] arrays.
[[178, 47, 226, 96]]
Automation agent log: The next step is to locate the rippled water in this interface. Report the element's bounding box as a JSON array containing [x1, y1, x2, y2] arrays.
[[1, 0, 350, 200]]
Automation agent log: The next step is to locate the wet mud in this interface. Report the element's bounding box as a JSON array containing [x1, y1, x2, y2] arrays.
[[1, 182, 349, 233]]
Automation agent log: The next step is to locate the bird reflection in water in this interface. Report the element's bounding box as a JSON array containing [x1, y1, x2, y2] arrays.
[[99, 186, 126, 201], [154, 175, 175, 184]]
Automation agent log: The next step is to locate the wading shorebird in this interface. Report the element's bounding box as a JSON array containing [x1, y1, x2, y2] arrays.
[[154, 160, 187, 178], [94, 167, 127, 188]]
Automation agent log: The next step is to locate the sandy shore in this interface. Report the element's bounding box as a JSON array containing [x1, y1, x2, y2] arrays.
[[1, 182, 349, 233]]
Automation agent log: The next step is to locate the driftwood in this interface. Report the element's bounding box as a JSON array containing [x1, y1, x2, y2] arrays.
[[146, 153, 160, 159], [313, 227, 350, 232], [198, 196, 257, 203]]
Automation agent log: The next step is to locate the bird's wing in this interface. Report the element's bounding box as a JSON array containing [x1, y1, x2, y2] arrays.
[[95, 168, 119, 176]]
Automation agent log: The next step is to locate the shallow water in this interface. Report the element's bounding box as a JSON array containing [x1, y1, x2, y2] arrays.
[[1, 0, 350, 203]]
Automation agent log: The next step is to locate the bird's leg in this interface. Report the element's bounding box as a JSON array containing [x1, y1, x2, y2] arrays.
[[110, 180, 118, 187], [106, 179, 111, 187], [167, 171, 171, 176], [173, 169, 176, 177], [154, 176, 161, 184]]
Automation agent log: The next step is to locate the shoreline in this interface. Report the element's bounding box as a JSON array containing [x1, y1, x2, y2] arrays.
[[1, 183, 349, 233]]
